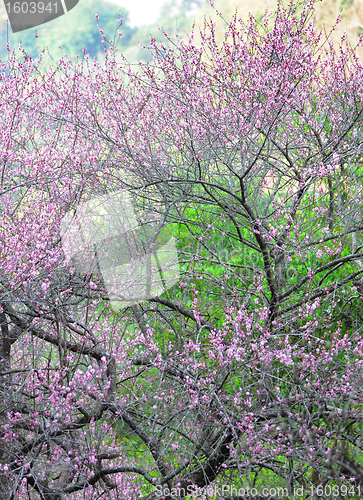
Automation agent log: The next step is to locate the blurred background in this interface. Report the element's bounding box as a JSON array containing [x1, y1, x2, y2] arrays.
[[0, 0, 362, 65]]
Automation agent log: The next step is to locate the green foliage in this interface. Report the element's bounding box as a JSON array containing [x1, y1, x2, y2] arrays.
[[0, 0, 135, 62], [0, 0, 203, 65]]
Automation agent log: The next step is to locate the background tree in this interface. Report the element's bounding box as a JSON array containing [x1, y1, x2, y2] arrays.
[[0, 0, 202, 65], [1, 0, 363, 499], [0, 0, 135, 62]]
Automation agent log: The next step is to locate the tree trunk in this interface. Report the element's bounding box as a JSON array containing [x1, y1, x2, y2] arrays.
[[0, 311, 13, 499]]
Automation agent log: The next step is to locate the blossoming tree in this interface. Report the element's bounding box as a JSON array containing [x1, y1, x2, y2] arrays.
[[1, 0, 363, 498]]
